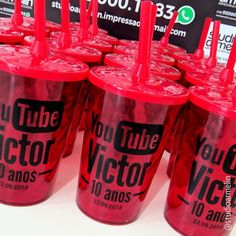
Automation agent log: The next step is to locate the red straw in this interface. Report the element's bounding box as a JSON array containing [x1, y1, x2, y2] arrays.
[[87, 0, 93, 29], [58, 0, 71, 49], [91, 0, 99, 36], [11, 0, 23, 26], [79, 0, 89, 41], [205, 20, 221, 68], [150, 4, 158, 45], [30, 0, 48, 63], [193, 17, 212, 59], [160, 11, 178, 46], [133, 1, 156, 83], [220, 35, 236, 86]]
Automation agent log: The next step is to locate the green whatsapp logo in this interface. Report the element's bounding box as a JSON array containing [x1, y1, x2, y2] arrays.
[[177, 6, 195, 25]]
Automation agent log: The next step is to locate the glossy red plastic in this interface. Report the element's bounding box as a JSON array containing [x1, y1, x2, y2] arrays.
[[165, 86, 236, 236], [0, 18, 24, 44], [23, 36, 103, 64], [104, 54, 180, 81], [185, 70, 236, 87], [113, 45, 175, 66], [76, 66, 188, 224], [0, 45, 89, 205]]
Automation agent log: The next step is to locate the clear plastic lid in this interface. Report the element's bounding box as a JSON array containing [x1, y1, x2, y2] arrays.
[[0, 45, 89, 81], [89, 66, 188, 105]]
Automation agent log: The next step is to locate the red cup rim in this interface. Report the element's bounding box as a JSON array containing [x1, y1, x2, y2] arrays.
[[189, 86, 236, 120], [89, 66, 189, 105], [0, 45, 89, 82]]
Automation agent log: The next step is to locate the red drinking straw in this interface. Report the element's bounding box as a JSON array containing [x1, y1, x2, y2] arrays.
[[160, 11, 178, 46], [11, 0, 23, 26], [91, 0, 99, 36], [30, 0, 48, 64], [133, 1, 157, 83], [150, 3, 158, 46], [58, 0, 72, 49], [205, 20, 221, 68], [193, 17, 212, 59], [220, 35, 236, 86], [79, 0, 89, 41]]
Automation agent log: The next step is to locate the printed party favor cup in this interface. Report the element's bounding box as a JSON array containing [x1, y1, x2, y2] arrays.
[[76, 66, 188, 224], [76, 2, 188, 224], [165, 86, 236, 236], [0, 0, 89, 206], [0, 45, 88, 206]]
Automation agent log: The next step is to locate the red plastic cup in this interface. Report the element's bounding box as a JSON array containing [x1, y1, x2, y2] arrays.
[[165, 85, 236, 236], [22, 35, 103, 158], [164, 61, 225, 154], [166, 70, 235, 177], [60, 47, 103, 157], [0, 45, 89, 205], [167, 61, 236, 178], [23, 0, 104, 158], [104, 53, 180, 81], [165, 20, 222, 155], [76, 66, 189, 224]]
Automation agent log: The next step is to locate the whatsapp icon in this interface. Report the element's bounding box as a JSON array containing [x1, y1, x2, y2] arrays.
[[177, 6, 195, 25]]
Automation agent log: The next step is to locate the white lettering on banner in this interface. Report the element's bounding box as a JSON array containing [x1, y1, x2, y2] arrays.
[[97, 11, 187, 37], [219, 0, 236, 6], [51, 1, 79, 13]]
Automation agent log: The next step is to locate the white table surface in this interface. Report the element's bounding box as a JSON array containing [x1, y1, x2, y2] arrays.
[[0, 132, 235, 236]]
